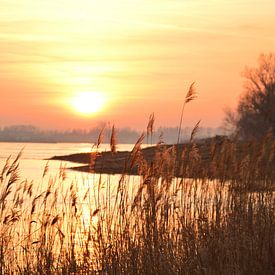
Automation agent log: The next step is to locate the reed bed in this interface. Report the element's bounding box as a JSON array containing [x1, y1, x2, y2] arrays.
[[0, 133, 274, 274]]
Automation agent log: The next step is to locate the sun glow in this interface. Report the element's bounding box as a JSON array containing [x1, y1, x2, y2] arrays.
[[71, 92, 105, 115]]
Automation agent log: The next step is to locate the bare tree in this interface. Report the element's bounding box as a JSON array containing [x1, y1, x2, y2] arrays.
[[228, 54, 275, 139]]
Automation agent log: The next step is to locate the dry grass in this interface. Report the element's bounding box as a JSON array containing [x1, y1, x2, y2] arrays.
[[0, 131, 274, 274]]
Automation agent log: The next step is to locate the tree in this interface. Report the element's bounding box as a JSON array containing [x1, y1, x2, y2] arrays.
[[228, 53, 275, 139]]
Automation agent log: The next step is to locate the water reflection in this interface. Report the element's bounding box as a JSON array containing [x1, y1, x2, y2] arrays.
[[0, 142, 137, 183]]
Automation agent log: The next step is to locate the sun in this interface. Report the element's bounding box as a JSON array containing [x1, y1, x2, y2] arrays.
[[71, 91, 105, 115]]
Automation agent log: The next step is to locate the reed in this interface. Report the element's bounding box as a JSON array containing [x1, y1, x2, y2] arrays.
[[0, 131, 273, 274], [177, 82, 197, 144]]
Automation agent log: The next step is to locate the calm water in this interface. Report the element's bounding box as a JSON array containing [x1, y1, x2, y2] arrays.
[[0, 142, 135, 183], [0, 141, 230, 268]]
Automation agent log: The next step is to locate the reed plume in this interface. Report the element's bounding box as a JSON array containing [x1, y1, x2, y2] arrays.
[[177, 82, 197, 144], [110, 125, 117, 154], [190, 120, 201, 143], [96, 126, 105, 148], [147, 112, 155, 145]]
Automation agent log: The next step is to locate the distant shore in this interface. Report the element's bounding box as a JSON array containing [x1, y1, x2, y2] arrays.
[[49, 136, 229, 177], [50, 145, 165, 175], [49, 136, 275, 193]]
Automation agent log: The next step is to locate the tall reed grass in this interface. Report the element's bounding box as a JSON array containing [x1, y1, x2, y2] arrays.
[[0, 131, 274, 274], [0, 85, 274, 273]]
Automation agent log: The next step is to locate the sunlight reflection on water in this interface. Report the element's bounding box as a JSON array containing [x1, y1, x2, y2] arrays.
[[0, 142, 136, 182]]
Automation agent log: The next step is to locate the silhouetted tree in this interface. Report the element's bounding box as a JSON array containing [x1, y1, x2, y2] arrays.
[[228, 53, 275, 139]]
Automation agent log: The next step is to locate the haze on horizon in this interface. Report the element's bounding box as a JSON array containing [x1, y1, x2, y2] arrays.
[[1, 0, 275, 131]]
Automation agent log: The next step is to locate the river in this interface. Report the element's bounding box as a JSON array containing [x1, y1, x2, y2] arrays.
[[0, 142, 135, 182]]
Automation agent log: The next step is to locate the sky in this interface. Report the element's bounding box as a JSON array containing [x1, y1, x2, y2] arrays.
[[1, 0, 275, 130]]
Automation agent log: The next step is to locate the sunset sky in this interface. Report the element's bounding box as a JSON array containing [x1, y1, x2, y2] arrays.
[[1, 0, 275, 130]]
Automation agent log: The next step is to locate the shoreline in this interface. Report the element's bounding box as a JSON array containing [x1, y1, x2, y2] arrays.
[[49, 137, 275, 192], [49, 137, 228, 177], [50, 145, 165, 176]]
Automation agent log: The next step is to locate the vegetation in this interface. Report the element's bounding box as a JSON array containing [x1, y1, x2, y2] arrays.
[[225, 53, 275, 139], [0, 124, 224, 144], [0, 130, 274, 274], [0, 75, 274, 274]]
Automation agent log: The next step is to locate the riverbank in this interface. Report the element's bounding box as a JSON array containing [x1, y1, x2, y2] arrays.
[[48, 136, 229, 177], [50, 144, 174, 175], [49, 136, 275, 191]]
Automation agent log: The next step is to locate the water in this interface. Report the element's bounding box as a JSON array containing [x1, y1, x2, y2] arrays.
[[0, 142, 141, 230], [0, 142, 135, 182]]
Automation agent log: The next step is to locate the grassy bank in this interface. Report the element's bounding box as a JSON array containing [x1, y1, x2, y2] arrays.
[[0, 134, 274, 274], [51, 136, 275, 190]]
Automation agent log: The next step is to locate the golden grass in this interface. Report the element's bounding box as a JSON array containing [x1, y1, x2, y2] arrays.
[[0, 131, 274, 274]]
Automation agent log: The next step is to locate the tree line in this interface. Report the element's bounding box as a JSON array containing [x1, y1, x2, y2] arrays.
[[225, 53, 275, 139], [0, 124, 225, 144]]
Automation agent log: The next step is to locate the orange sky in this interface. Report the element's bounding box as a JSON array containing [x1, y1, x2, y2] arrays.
[[1, 0, 275, 130]]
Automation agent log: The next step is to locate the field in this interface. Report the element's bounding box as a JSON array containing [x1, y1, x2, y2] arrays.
[[0, 133, 274, 274]]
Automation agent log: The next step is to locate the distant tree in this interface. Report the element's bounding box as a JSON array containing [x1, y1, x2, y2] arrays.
[[227, 53, 275, 139]]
